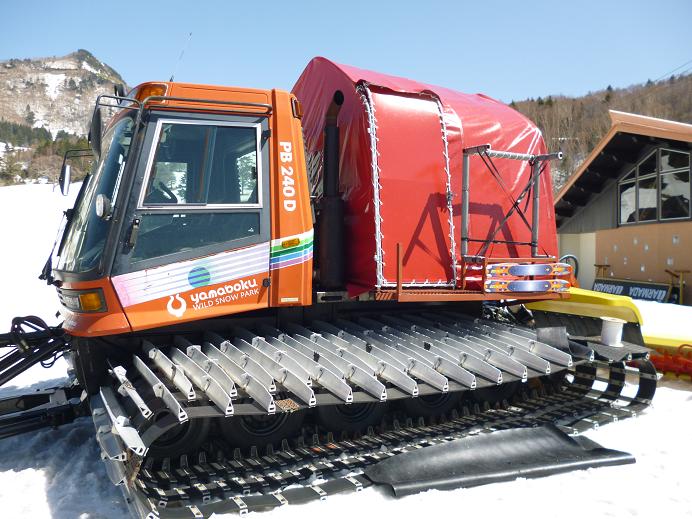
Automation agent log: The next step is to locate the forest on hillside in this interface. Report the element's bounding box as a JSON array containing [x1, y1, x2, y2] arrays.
[[511, 73, 692, 192], [0, 121, 91, 185]]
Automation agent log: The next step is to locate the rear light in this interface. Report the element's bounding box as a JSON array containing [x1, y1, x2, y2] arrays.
[[134, 83, 168, 102], [59, 289, 107, 313]]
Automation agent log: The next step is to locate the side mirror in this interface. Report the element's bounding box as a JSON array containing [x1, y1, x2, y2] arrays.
[[58, 163, 71, 196], [58, 149, 92, 196], [89, 107, 103, 159]]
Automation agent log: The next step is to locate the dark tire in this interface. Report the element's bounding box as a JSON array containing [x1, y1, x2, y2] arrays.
[[470, 380, 523, 405], [402, 392, 461, 418], [148, 415, 211, 458], [315, 402, 386, 434], [219, 411, 305, 451]]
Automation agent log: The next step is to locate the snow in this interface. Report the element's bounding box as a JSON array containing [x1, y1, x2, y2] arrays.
[[42, 73, 66, 101], [634, 299, 692, 343], [0, 142, 31, 158], [81, 61, 98, 74], [0, 184, 690, 518], [45, 59, 79, 71]]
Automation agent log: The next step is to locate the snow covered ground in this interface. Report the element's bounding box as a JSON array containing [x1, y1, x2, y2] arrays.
[[0, 184, 690, 519], [634, 299, 692, 345]]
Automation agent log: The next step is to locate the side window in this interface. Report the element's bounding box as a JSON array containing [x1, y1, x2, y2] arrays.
[[131, 121, 264, 263], [143, 123, 259, 206]]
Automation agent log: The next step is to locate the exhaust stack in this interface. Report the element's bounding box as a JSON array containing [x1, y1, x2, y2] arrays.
[[318, 91, 345, 290]]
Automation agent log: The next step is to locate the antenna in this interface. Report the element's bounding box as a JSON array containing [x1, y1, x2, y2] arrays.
[[169, 32, 192, 82]]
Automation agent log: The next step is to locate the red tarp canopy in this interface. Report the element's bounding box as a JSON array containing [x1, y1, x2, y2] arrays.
[[293, 57, 558, 295]]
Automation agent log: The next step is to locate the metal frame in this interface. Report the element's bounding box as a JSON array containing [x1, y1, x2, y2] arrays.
[[59, 148, 94, 171], [461, 144, 563, 258], [138, 95, 272, 120]]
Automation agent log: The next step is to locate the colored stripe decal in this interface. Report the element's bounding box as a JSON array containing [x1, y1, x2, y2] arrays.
[[113, 243, 269, 307], [270, 251, 314, 270], [113, 229, 315, 307], [270, 229, 314, 269], [270, 248, 312, 264], [270, 241, 313, 257]]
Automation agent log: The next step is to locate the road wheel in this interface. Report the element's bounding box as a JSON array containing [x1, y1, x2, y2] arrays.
[[148, 415, 211, 458], [402, 392, 461, 418], [316, 402, 386, 434], [219, 411, 305, 451]]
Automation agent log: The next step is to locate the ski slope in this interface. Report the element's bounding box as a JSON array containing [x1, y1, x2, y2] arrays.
[[0, 184, 690, 519]]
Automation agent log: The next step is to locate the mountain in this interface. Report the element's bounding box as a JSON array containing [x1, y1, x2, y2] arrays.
[[510, 73, 692, 192], [0, 49, 126, 138], [1, 49, 690, 192]]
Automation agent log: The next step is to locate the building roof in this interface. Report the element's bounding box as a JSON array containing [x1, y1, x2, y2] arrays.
[[554, 110, 692, 226]]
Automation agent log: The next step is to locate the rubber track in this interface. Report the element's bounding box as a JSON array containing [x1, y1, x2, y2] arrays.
[[125, 358, 656, 518]]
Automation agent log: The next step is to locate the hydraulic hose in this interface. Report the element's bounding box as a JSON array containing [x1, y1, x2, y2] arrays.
[[0, 316, 68, 387]]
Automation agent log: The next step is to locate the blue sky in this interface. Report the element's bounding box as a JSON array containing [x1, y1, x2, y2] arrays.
[[2, 0, 691, 102]]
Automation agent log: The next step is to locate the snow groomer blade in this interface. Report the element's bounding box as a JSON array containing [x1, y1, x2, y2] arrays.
[[363, 424, 635, 496]]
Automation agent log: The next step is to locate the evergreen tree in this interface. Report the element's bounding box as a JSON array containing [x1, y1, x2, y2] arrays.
[[24, 105, 35, 126]]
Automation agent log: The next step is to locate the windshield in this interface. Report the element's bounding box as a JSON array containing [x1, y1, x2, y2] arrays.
[[57, 116, 134, 272]]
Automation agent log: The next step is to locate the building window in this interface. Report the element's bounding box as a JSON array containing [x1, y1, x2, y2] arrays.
[[618, 147, 691, 225], [660, 149, 690, 220], [619, 172, 636, 224]]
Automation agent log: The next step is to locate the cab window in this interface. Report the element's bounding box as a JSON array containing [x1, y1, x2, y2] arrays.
[[143, 123, 259, 206]]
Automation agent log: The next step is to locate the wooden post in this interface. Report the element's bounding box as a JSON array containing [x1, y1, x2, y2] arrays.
[[594, 264, 610, 279], [666, 269, 690, 305]]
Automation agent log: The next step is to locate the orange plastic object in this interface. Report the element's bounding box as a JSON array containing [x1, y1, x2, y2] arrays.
[[650, 344, 692, 379]]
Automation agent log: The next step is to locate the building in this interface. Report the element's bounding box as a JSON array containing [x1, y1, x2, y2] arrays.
[[555, 111, 692, 304]]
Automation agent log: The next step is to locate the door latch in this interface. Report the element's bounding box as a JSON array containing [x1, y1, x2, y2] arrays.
[[127, 218, 141, 248]]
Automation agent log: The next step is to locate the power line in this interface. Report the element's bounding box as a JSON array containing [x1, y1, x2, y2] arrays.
[[652, 57, 692, 83], [630, 64, 692, 104]]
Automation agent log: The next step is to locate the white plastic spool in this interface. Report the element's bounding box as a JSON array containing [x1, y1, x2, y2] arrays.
[[600, 317, 626, 346]]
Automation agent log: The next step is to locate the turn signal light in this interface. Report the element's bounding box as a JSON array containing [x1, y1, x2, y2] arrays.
[[60, 288, 107, 313], [79, 291, 105, 312], [281, 238, 301, 249], [134, 83, 168, 102]]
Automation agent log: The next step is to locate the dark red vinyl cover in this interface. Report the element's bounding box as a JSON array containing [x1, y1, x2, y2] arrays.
[[293, 57, 558, 296]]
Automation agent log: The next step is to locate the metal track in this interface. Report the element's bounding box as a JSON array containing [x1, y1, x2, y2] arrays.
[[87, 314, 656, 518]]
